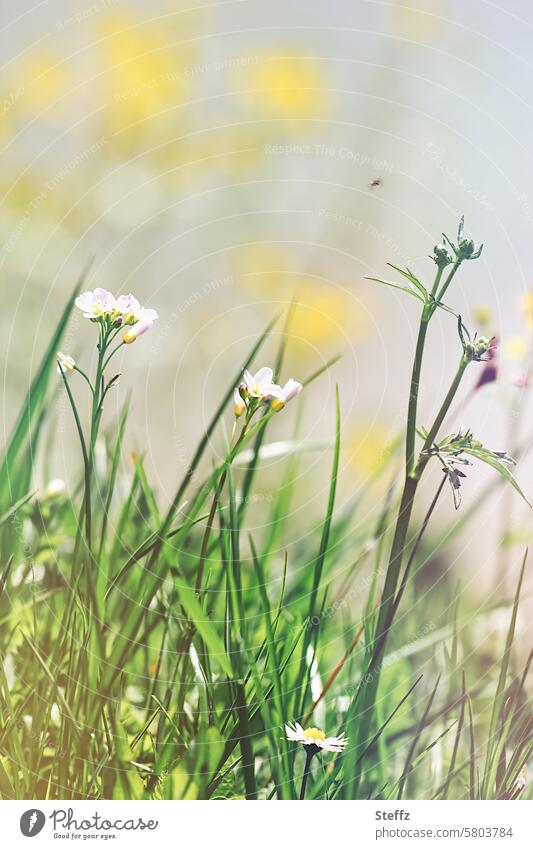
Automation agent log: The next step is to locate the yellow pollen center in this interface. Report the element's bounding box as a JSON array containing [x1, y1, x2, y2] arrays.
[[303, 727, 325, 742]]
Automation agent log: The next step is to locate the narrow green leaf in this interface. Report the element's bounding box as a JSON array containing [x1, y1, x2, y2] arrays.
[[177, 583, 232, 677], [0, 260, 92, 505], [387, 263, 428, 299], [462, 446, 531, 506], [365, 276, 425, 302]]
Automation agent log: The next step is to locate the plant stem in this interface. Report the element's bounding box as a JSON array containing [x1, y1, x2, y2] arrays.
[[348, 350, 469, 796], [414, 354, 469, 478], [405, 317, 429, 475], [435, 259, 462, 303], [405, 267, 443, 475], [300, 750, 314, 800]]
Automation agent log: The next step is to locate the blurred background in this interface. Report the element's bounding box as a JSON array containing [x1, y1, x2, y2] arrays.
[[1, 0, 533, 598]]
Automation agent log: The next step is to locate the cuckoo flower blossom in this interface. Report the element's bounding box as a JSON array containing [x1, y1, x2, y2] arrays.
[[242, 367, 278, 399], [75, 287, 158, 341], [234, 367, 302, 418], [115, 293, 143, 325], [270, 378, 303, 411], [75, 288, 116, 320], [122, 308, 159, 343], [285, 722, 348, 753]]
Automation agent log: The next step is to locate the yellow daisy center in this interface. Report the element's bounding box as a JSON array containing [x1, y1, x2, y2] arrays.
[[303, 727, 325, 742]]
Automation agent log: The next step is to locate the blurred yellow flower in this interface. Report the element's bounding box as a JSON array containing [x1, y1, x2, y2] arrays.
[[472, 305, 492, 330], [504, 336, 529, 360], [247, 53, 327, 117], [346, 423, 393, 478], [236, 245, 363, 349], [521, 291, 533, 328], [98, 13, 188, 145], [236, 244, 290, 280], [289, 289, 361, 350], [16, 52, 68, 112]]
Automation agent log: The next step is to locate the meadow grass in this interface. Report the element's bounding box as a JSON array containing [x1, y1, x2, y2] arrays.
[[0, 221, 531, 800]]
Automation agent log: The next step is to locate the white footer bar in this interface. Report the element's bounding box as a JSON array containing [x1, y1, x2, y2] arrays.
[[1, 799, 531, 848]]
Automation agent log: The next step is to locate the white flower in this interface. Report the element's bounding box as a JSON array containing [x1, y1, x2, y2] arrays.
[[270, 378, 303, 411], [234, 367, 303, 418], [241, 366, 279, 400], [43, 479, 66, 498], [122, 308, 159, 344], [115, 293, 142, 325], [75, 288, 116, 319], [285, 722, 348, 753], [57, 352, 76, 374]]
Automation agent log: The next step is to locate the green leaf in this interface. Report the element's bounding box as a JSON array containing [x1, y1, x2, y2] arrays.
[[461, 445, 531, 506], [0, 491, 35, 529], [177, 583, 233, 677], [0, 261, 91, 507], [365, 276, 425, 302], [387, 264, 428, 300]]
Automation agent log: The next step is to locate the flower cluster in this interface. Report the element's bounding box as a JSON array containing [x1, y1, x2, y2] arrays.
[[458, 319, 495, 363], [285, 722, 348, 754], [75, 288, 158, 343], [442, 215, 483, 262], [233, 367, 302, 418]]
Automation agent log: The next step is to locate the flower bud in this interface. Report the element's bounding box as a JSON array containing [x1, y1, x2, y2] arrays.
[[473, 336, 492, 357], [233, 388, 246, 417], [57, 352, 76, 374], [465, 335, 493, 361], [432, 243, 454, 269], [458, 237, 475, 259]]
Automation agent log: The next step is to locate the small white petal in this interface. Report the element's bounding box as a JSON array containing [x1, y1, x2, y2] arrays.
[[115, 293, 141, 315], [254, 366, 274, 385], [282, 379, 303, 403]]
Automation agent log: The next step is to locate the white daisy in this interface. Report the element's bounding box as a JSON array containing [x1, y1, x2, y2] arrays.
[[285, 722, 348, 753]]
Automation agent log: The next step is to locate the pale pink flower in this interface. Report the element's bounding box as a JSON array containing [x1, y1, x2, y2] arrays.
[[122, 308, 159, 343], [75, 288, 116, 319], [241, 367, 279, 399], [115, 293, 142, 324], [270, 378, 303, 411]]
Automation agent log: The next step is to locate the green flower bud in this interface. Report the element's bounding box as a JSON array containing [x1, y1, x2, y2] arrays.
[[442, 217, 483, 263], [465, 335, 493, 361], [432, 243, 454, 269], [458, 237, 476, 259]]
